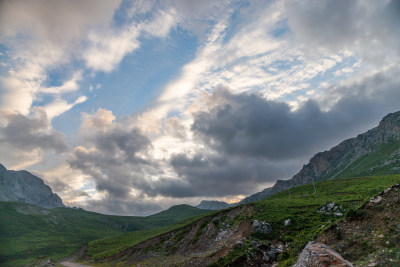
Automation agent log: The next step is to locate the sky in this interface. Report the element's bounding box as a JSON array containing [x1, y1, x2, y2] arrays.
[[0, 0, 400, 216]]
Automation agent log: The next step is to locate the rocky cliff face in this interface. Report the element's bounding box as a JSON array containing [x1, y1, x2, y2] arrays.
[[0, 164, 64, 208], [245, 111, 400, 202]]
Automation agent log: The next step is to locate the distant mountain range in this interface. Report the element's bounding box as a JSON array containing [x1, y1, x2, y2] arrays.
[[197, 111, 400, 210], [0, 164, 64, 209]]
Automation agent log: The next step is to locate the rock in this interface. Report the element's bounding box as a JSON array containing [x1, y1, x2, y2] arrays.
[[253, 220, 273, 235], [262, 252, 270, 262], [0, 164, 65, 209], [236, 240, 243, 246], [370, 196, 382, 204], [164, 240, 174, 249], [284, 219, 292, 226], [384, 187, 392, 194], [216, 230, 232, 241], [266, 246, 278, 259], [294, 242, 353, 267], [317, 202, 345, 216]]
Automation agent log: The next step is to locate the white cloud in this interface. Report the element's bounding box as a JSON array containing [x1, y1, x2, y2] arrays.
[[84, 26, 141, 72], [44, 95, 87, 121], [40, 71, 83, 94], [79, 108, 116, 137]]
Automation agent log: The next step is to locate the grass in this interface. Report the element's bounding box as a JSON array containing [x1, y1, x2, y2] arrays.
[[325, 140, 400, 180], [85, 211, 215, 262], [0, 203, 209, 266], [214, 174, 400, 266], [81, 174, 400, 267]]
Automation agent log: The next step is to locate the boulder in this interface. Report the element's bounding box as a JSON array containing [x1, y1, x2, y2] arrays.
[[294, 242, 353, 267], [284, 219, 292, 226], [370, 196, 382, 204], [252, 220, 273, 234]]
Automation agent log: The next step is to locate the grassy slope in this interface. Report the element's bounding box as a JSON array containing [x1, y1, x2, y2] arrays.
[[83, 175, 400, 266], [325, 140, 400, 180], [86, 211, 215, 262], [219, 175, 400, 266], [0, 203, 208, 266]]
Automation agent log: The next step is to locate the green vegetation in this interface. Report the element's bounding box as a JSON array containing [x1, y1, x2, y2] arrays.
[[80, 175, 400, 266], [0, 203, 209, 266], [86, 212, 214, 261], [215, 175, 400, 266], [326, 140, 400, 180]]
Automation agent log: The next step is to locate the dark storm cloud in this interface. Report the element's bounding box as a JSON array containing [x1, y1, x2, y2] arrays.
[[191, 88, 375, 161], [0, 107, 67, 153], [154, 154, 296, 198], [69, 127, 155, 199], [83, 198, 162, 216], [161, 72, 400, 198]]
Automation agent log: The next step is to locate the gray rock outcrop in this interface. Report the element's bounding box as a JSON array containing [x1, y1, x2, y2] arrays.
[[294, 242, 353, 267], [252, 220, 272, 234], [317, 202, 345, 217], [0, 163, 64, 209]]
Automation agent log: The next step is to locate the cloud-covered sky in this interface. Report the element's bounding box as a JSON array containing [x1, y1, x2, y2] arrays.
[[1, 0, 399, 215]]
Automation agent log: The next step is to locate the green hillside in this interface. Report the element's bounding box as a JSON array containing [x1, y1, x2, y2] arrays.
[[78, 175, 400, 266], [325, 139, 400, 180], [0, 203, 209, 266]]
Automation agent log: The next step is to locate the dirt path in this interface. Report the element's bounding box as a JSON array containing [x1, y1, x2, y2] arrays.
[[60, 261, 92, 267]]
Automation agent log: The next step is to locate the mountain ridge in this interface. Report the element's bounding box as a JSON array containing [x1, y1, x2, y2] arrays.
[[196, 111, 400, 210]]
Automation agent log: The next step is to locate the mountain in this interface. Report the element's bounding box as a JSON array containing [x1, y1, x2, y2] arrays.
[[236, 111, 400, 205], [0, 164, 64, 209], [146, 204, 212, 225], [0, 202, 210, 266], [196, 200, 232, 210], [238, 187, 272, 204]]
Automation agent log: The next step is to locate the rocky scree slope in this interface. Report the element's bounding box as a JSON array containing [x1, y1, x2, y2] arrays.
[[0, 164, 64, 208], [74, 205, 267, 267]]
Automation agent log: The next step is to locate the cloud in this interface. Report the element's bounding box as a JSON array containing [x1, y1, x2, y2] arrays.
[[0, 107, 67, 153], [0, 107, 68, 169], [0, 0, 121, 115], [82, 198, 162, 216], [79, 108, 116, 136], [44, 95, 87, 121], [69, 122, 154, 199], [156, 154, 294, 198], [161, 76, 400, 198], [0, 0, 121, 44], [286, 0, 400, 64]]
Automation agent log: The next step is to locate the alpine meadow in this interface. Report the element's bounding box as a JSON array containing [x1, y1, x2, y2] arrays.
[[1, 0, 400, 266]]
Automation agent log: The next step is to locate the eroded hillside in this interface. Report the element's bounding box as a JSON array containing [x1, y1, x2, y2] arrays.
[[72, 175, 400, 266]]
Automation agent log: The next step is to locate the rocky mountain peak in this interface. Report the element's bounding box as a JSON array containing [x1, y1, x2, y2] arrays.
[[0, 164, 65, 209]]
